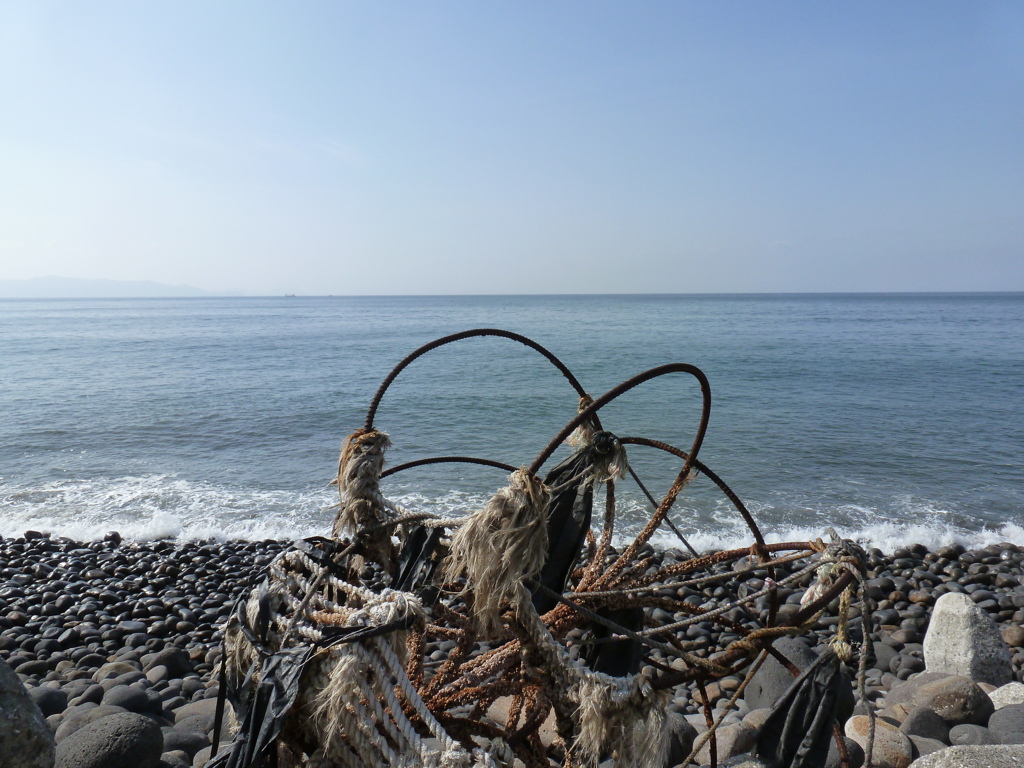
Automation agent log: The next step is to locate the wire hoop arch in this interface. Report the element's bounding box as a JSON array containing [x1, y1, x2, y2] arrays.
[[363, 328, 598, 432]]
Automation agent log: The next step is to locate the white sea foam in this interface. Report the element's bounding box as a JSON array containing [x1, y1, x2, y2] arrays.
[[643, 507, 1024, 554], [2, 474, 1021, 554], [0, 475, 335, 542]]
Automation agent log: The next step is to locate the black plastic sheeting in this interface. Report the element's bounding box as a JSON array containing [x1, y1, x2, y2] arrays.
[[755, 648, 844, 768], [531, 431, 618, 615], [207, 644, 311, 768]]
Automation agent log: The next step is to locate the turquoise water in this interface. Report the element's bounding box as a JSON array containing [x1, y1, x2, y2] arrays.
[[1, 294, 1021, 550]]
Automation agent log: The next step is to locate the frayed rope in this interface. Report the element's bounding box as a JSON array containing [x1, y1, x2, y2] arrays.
[[332, 428, 392, 538], [443, 469, 550, 636]]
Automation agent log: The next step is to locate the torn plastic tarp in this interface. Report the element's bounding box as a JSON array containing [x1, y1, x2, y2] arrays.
[[755, 648, 844, 768]]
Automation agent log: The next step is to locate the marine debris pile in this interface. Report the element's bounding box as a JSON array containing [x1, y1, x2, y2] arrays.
[[212, 330, 872, 768]]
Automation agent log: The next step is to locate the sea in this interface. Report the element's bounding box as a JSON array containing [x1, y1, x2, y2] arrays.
[[1, 294, 1022, 553]]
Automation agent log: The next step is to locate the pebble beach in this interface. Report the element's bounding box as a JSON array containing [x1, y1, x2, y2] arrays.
[[4, 532, 1024, 768]]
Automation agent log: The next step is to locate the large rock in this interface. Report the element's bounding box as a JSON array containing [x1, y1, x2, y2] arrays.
[[907, 745, 1024, 767], [845, 716, 913, 768], [911, 676, 994, 727], [744, 637, 819, 710], [55, 712, 163, 768], [923, 592, 1013, 686], [0, 658, 56, 768], [54, 704, 130, 742]]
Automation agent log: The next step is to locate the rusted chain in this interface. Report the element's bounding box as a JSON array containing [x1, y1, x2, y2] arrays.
[[631, 542, 810, 588], [570, 548, 814, 598]]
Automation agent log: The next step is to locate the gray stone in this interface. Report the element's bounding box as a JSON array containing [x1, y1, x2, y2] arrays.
[[900, 706, 950, 743], [100, 671, 146, 691], [885, 673, 952, 709], [54, 704, 129, 742], [191, 745, 232, 768], [845, 716, 913, 768], [171, 696, 235, 738], [991, 682, 1024, 711], [55, 712, 162, 768], [948, 724, 996, 745], [907, 736, 947, 759], [0, 657, 56, 768], [102, 684, 152, 713], [744, 637, 819, 710], [1002, 625, 1024, 648], [72, 683, 104, 706], [696, 723, 756, 765], [173, 697, 219, 725], [874, 642, 900, 674], [719, 759, 769, 768], [907, 745, 1024, 767], [989, 704, 1024, 745], [741, 707, 774, 732], [911, 676, 994, 727], [160, 727, 209, 758], [93, 662, 141, 683], [30, 685, 70, 717], [923, 592, 1013, 686], [665, 711, 698, 766], [825, 736, 865, 768], [141, 648, 192, 679], [145, 665, 170, 686]]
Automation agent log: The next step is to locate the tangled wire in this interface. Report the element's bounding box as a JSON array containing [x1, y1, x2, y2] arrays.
[[210, 330, 873, 768]]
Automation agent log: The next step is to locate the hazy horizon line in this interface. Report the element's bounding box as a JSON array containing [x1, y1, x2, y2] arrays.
[[3, 290, 1023, 300]]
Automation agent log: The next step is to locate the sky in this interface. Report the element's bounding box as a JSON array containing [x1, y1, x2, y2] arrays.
[[1, 2, 1022, 295]]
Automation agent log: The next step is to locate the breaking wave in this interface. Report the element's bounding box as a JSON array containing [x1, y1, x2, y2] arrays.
[[2, 474, 1021, 554]]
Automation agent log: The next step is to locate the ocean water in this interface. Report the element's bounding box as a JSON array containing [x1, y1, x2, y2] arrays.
[[1, 294, 1021, 552]]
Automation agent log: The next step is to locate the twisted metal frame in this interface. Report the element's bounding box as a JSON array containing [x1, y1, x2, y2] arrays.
[[224, 329, 869, 768]]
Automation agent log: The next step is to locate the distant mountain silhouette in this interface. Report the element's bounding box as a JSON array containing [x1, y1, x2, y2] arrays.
[[0, 276, 241, 298]]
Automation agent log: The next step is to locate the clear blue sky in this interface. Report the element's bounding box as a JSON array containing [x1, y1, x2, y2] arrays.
[[1, 2, 1022, 294]]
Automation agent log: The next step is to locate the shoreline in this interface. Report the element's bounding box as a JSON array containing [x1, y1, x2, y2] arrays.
[[3, 532, 1024, 766]]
